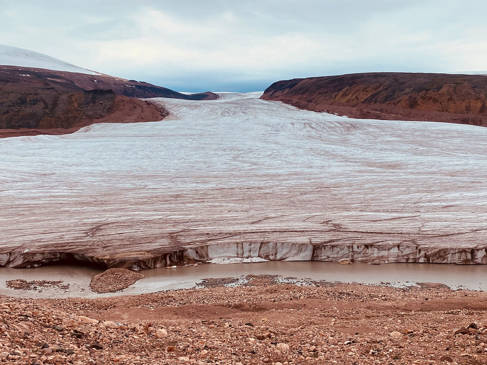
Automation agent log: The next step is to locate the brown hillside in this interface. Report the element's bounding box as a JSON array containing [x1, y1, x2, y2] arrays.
[[0, 67, 168, 137], [262, 72, 487, 126], [0, 65, 218, 100]]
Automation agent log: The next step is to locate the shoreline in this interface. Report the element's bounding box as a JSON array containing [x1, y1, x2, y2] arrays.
[[2, 261, 487, 299]]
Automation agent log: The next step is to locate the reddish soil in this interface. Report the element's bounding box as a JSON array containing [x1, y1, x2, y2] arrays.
[[262, 72, 487, 126], [0, 96, 167, 138], [1, 276, 487, 364], [90, 268, 144, 294], [0, 67, 170, 138], [0, 96, 169, 138], [0, 65, 216, 138]]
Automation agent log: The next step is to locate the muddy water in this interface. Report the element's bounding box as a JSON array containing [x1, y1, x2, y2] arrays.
[[0, 262, 486, 299]]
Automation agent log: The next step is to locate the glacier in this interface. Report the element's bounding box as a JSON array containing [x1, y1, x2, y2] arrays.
[[1, 92, 487, 268], [0, 44, 99, 74]]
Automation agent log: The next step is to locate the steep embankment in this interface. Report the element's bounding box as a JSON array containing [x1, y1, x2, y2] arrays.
[[262, 72, 487, 126]]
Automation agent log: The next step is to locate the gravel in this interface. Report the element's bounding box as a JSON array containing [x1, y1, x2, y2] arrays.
[[0, 275, 486, 364]]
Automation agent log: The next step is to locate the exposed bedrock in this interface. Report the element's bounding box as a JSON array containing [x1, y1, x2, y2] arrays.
[[2, 242, 487, 270], [262, 72, 487, 126]]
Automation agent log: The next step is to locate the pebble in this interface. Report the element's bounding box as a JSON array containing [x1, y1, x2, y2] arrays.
[[276, 343, 290, 353], [0, 275, 485, 364], [390, 331, 402, 339], [102, 321, 120, 329], [77, 316, 98, 325], [154, 328, 168, 338]]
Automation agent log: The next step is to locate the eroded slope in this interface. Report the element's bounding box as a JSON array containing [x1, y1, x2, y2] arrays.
[[262, 72, 487, 126], [0, 67, 168, 137]]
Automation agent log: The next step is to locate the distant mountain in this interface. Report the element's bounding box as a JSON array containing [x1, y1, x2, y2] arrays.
[[0, 45, 217, 137], [455, 71, 487, 76], [262, 72, 487, 126]]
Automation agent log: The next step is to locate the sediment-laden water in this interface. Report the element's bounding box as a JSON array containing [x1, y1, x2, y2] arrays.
[[1, 262, 486, 299]]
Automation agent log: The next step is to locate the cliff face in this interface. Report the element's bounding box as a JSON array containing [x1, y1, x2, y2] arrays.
[[262, 72, 487, 126], [0, 67, 168, 136]]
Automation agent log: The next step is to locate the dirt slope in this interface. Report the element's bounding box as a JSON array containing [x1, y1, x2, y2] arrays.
[[0, 67, 169, 137], [262, 72, 487, 126]]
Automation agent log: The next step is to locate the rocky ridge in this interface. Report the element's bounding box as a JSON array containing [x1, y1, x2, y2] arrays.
[[0, 65, 217, 100], [262, 72, 487, 126]]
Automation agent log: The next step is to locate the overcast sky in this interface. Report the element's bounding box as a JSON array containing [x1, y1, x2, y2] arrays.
[[1, 0, 486, 91]]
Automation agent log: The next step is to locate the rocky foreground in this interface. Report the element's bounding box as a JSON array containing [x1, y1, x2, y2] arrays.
[[1, 275, 487, 364], [262, 72, 487, 126]]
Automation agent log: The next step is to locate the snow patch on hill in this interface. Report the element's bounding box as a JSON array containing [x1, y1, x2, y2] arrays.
[[0, 45, 99, 75]]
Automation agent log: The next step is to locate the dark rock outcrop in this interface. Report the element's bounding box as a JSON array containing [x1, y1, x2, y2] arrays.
[[262, 72, 487, 126]]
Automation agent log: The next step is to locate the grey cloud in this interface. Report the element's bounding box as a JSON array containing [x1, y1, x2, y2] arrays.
[[0, 0, 486, 91]]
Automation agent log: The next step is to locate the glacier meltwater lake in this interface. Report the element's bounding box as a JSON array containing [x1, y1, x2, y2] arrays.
[[1, 262, 487, 298]]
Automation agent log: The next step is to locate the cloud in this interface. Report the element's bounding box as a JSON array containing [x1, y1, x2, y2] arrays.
[[0, 0, 486, 91]]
